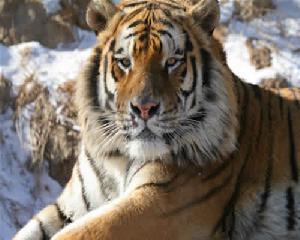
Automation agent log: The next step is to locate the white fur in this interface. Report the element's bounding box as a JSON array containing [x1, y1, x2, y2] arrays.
[[13, 219, 42, 240], [126, 139, 170, 162]]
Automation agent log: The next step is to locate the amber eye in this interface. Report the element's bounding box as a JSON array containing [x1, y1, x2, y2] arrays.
[[166, 57, 178, 67], [117, 58, 131, 69]]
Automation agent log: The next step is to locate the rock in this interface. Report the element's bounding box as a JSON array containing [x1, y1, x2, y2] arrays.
[[246, 39, 272, 70], [260, 76, 290, 89], [45, 124, 79, 186], [234, 0, 275, 21], [0, 0, 75, 48], [0, 74, 12, 113], [60, 0, 90, 30]]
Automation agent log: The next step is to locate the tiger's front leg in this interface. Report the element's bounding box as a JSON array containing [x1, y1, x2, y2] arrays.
[[13, 150, 114, 240], [13, 204, 66, 240], [13, 165, 85, 240], [52, 163, 235, 240]]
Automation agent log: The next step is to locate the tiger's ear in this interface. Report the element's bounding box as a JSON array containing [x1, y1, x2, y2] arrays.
[[86, 0, 119, 32], [188, 0, 220, 35]]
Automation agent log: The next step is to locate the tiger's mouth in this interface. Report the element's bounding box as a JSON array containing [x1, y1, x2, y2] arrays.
[[136, 128, 157, 140]]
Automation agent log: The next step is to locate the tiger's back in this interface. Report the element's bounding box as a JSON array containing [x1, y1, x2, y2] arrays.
[[231, 85, 300, 239]]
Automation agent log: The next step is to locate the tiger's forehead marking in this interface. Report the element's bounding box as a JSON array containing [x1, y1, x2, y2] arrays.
[[113, 3, 187, 57]]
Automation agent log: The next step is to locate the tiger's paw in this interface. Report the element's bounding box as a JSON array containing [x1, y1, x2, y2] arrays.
[[13, 219, 46, 240]]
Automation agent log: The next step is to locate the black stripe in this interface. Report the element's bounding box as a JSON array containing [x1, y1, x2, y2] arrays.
[[139, 33, 148, 41], [254, 88, 264, 151], [116, 48, 124, 54], [175, 48, 184, 55], [126, 162, 150, 187], [181, 56, 197, 98], [109, 39, 115, 52], [291, 88, 300, 108], [238, 82, 250, 140], [205, 88, 217, 102], [288, 108, 298, 182], [233, 75, 241, 106], [156, 29, 173, 39], [214, 150, 250, 237], [134, 173, 179, 191], [87, 48, 101, 107], [160, 7, 172, 17], [98, 115, 110, 127], [257, 157, 273, 214], [103, 56, 114, 101], [157, 19, 174, 28], [154, 29, 175, 47], [85, 152, 110, 200], [190, 95, 196, 109], [156, 1, 185, 10], [86, 151, 118, 200], [36, 219, 49, 240], [185, 33, 194, 52], [180, 66, 187, 79], [162, 133, 172, 145], [189, 107, 206, 122], [77, 163, 90, 211], [124, 160, 134, 190], [122, 9, 144, 24], [213, 81, 250, 235], [111, 63, 118, 82], [202, 160, 231, 182], [286, 187, 296, 230], [128, 20, 145, 28], [201, 49, 212, 87], [277, 88, 284, 117], [123, 1, 148, 8], [125, 28, 147, 39], [53, 203, 72, 226], [163, 173, 232, 217], [257, 91, 273, 216], [251, 84, 262, 101], [149, 32, 163, 52]]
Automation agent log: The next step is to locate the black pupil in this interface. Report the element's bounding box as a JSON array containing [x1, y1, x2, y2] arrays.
[[121, 59, 130, 67], [168, 58, 177, 67]]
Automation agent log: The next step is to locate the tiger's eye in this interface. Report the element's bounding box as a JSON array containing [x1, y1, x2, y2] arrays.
[[118, 58, 131, 68], [167, 57, 177, 67]]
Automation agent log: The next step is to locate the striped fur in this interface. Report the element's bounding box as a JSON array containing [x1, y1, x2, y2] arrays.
[[14, 0, 300, 240]]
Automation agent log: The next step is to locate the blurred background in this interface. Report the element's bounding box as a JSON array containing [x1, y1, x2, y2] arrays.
[[0, 0, 299, 239]]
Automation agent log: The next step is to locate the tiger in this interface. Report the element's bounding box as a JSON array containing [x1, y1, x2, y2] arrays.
[[13, 0, 300, 239]]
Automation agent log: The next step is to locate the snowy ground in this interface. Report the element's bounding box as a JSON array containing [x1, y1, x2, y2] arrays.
[[0, 0, 300, 239], [0, 29, 96, 239], [222, 0, 300, 86]]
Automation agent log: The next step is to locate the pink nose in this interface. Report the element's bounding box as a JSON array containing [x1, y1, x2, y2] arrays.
[[130, 102, 160, 120]]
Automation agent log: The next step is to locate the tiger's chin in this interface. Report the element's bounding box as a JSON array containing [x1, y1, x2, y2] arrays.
[[125, 138, 171, 162]]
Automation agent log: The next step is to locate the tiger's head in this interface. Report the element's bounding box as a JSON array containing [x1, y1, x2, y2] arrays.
[[78, 0, 238, 165]]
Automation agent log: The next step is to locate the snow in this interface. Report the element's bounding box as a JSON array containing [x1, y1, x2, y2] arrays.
[[0, 29, 96, 240], [224, 0, 300, 86], [0, 108, 62, 239], [41, 0, 61, 15], [0, 1, 300, 239]]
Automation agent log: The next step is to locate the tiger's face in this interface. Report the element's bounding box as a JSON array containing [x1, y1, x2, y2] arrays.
[[83, 0, 237, 164]]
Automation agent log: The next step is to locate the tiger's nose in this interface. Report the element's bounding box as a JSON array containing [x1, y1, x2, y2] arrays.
[[130, 101, 160, 120]]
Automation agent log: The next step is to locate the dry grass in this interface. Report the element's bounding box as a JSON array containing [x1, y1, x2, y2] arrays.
[[14, 75, 79, 186], [0, 74, 12, 113]]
